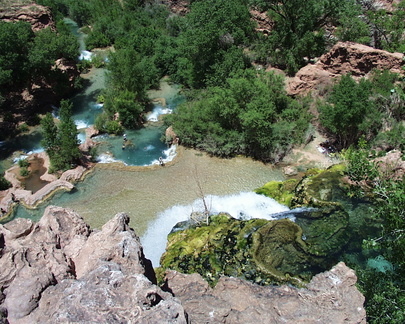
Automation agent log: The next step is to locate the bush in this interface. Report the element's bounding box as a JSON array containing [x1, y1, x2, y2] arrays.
[[19, 167, 30, 177], [18, 159, 29, 168], [0, 175, 11, 190], [19, 123, 29, 133]]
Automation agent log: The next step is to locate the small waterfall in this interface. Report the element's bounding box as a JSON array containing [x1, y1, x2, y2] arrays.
[[141, 191, 291, 267], [147, 105, 173, 122]]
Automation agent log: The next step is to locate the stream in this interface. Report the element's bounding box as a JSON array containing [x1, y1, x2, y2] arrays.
[[0, 18, 290, 266]]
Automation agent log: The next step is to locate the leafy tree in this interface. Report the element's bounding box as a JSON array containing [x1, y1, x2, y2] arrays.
[[0, 174, 11, 191], [365, 0, 405, 52], [0, 21, 33, 89], [166, 70, 310, 161], [41, 100, 80, 171], [40, 112, 58, 163], [335, 0, 371, 44], [107, 48, 148, 101], [173, 0, 254, 87], [319, 74, 381, 148], [57, 99, 81, 169], [252, 0, 342, 74]]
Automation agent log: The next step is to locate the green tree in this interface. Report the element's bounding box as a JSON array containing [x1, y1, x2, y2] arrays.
[[0, 21, 33, 89], [57, 99, 81, 170], [40, 112, 58, 163], [253, 0, 342, 74], [319, 74, 380, 148], [173, 0, 254, 87], [166, 70, 310, 161], [41, 100, 80, 171]]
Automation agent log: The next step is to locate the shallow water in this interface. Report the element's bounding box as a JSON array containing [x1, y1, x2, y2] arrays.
[[14, 148, 284, 233]]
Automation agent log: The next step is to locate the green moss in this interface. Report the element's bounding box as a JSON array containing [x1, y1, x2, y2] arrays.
[[255, 178, 299, 207]]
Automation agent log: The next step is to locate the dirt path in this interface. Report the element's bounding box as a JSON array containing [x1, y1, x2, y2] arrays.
[[282, 130, 341, 171]]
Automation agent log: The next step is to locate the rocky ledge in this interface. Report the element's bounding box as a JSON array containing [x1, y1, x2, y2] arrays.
[[0, 206, 366, 323], [287, 41, 404, 96]]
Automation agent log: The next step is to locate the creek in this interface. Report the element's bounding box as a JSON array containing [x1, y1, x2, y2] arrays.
[[0, 19, 291, 267]]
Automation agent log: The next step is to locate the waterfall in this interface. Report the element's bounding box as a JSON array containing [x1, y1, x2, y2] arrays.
[[141, 191, 291, 267]]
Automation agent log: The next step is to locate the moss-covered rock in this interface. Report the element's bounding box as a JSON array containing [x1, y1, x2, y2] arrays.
[[159, 164, 353, 287], [254, 178, 299, 207], [159, 213, 344, 287]]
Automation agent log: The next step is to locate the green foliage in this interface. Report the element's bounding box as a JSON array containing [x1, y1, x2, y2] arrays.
[[335, 0, 370, 44], [19, 167, 30, 177], [366, 0, 405, 52], [94, 112, 124, 135], [0, 174, 11, 191], [0, 21, 33, 90], [344, 142, 405, 322], [319, 74, 380, 148], [18, 159, 29, 169], [19, 123, 29, 133], [41, 100, 81, 171], [172, 0, 254, 87], [166, 71, 310, 162], [252, 0, 342, 75], [357, 269, 405, 324]]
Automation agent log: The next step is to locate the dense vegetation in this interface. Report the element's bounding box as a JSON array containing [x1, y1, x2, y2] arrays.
[[319, 70, 405, 149], [165, 70, 311, 161], [0, 14, 79, 140], [1, 0, 404, 321], [40, 99, 80, 172], [343, 141, 405, 323]]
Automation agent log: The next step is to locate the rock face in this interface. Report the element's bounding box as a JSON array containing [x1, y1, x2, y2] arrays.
[[0, 206, 186, 323], [287, 41, 405, 96], [0, 2, 55, 32], [165, 262, 366, 323], [0, 206, 366, 323]]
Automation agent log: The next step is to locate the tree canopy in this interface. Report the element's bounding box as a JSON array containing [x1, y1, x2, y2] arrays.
[[41, 99, 80, 172], [165, 70, 310, 162]]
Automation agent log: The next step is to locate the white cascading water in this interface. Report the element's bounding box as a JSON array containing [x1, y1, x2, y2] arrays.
[[147, 105, 173, 122], [141, 191, 291, 267]]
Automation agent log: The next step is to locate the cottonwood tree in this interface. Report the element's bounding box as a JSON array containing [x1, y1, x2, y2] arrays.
[[41, 99, 81, 172]]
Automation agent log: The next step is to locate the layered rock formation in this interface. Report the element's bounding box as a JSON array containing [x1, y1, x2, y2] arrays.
[[0, 1, 55, 32], [287, 41, 405, 96], [0, 206, 186, 323], [0, 206, 366, 323]]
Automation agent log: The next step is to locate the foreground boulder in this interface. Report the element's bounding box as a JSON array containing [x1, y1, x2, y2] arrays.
[[0, 206, 186, 323], [165, 262, 366, 323], [0, 206, 365, 323]]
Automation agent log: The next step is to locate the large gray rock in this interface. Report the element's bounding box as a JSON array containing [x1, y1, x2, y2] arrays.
[[0, 206, 186, 323], [165, 262, 366, 323]]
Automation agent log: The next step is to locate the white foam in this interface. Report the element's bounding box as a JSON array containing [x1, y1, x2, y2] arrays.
[[97, 153, 122, 164], [26, 148, 44, 155], [13, 155, 29, 164], [79, 50, 93, 61], [141, 192, 290, 267], [93, 103, 104, 109], [143, 144, 155, 151], [75, 120, 88, 129], [150, 145, 177, 166], [147, 106, 173, 122]]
